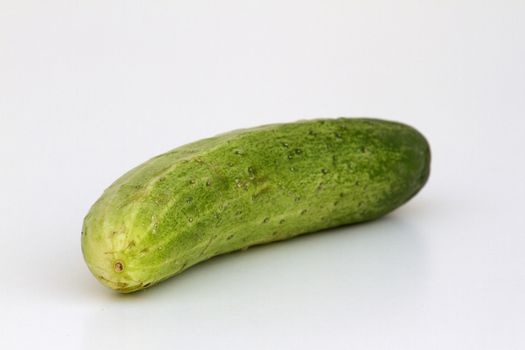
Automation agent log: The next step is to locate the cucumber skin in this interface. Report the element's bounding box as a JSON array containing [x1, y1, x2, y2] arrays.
[[82, 118, 430, 292]]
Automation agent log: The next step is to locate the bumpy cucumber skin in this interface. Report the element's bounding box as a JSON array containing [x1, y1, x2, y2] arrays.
[[82, 118, 430, 292]]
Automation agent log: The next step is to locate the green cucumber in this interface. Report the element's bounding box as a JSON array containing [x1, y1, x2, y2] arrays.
[[82, 118, 430, 292]]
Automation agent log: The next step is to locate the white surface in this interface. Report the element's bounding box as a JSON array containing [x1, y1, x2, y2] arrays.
[[1, 1, 524, 349]]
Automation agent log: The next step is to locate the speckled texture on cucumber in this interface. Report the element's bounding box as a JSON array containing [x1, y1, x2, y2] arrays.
[[82, 118, 430, 292]]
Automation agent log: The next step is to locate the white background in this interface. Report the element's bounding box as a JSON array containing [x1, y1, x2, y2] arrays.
[[1, 1, 524, 349]]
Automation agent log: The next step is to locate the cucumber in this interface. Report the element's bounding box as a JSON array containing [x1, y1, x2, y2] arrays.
[[82, 118, 430, 292]]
